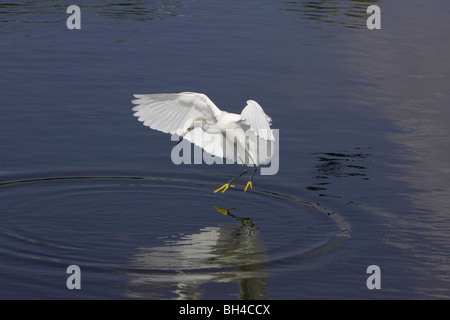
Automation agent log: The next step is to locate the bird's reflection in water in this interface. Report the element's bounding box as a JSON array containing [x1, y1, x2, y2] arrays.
[[125, 205, 268, 300]]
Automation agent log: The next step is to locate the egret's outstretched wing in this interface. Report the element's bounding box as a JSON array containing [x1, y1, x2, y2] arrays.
[[240, 100, 274, 141], [132, 92, 223, 136]]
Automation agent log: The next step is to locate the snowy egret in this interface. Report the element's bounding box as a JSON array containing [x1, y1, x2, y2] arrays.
[[131, 92, 275, 193]]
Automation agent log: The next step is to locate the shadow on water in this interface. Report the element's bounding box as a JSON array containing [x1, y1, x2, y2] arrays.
[[306, 148, 371, 199]]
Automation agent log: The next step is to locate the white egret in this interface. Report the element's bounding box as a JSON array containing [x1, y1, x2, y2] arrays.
[[131, 92, 275, 193]]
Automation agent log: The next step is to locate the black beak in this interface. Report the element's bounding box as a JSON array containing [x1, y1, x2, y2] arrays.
[[175, 128, 191, 146], [175, 136, 183, 146]]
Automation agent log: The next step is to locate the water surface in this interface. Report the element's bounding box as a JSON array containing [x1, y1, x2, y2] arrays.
[[1, 0, 449, 299]]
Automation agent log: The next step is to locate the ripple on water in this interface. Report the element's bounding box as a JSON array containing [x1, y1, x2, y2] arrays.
[[0, 172, 350, 299]]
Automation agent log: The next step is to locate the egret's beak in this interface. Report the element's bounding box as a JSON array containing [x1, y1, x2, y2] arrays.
[[175, 135, 183, 146], [175, 128, 191, 146]]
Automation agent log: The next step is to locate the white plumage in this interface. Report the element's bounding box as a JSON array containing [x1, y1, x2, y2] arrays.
[[131, 92, 275, 192]]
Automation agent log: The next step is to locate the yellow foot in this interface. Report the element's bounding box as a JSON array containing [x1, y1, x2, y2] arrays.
[[212, 205, 235, 216], [244, 181, 253, 192], [214, 183, 235, 194]]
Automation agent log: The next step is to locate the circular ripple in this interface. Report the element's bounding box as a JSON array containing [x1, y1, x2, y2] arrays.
[[0, 172, 350, 299]]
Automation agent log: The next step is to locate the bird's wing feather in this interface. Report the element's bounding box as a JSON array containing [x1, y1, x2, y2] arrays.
[[182, 128, 230, 160], [132, 92, 223, 136], [240, 100, 274, 141]]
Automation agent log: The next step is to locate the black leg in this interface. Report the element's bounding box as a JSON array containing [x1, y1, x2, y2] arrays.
[[214, 165, 249, 193], [228, 165, 248, 185], [249, 165, 257, 181]]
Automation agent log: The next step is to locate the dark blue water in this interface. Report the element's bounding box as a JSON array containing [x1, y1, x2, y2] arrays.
[[1, 0, 449, 299]]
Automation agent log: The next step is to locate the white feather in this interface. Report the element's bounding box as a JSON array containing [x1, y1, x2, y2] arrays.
[[132, 92, 223, 136], [240, 100, 274, 141], [132, 92, 275, 165]]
